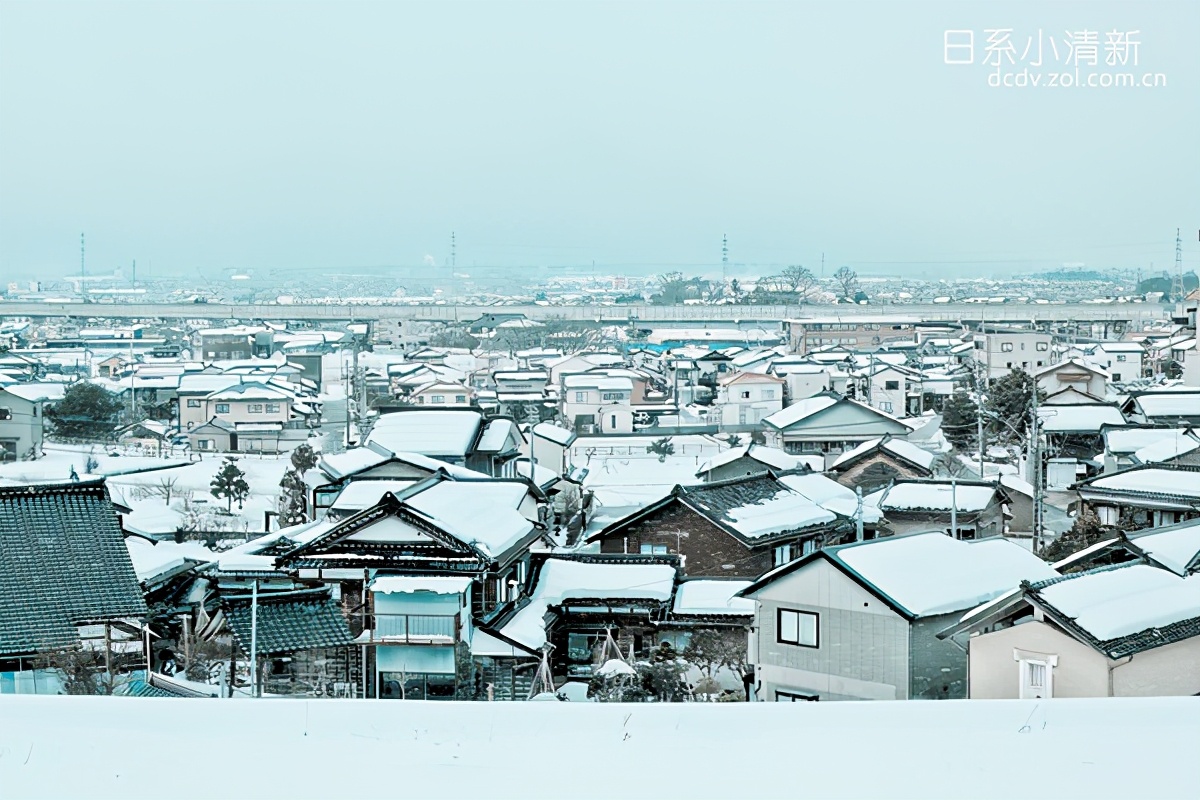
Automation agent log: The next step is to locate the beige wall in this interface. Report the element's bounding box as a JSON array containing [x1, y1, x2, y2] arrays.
[[1111, 637, 1200, 697], [968, 620, 1109, 699], [752, 559, 910, 701]]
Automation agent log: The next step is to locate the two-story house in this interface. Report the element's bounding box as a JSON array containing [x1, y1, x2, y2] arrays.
[[739, 532, 1055, 701], [865, 479, 1010, 540], [0, 383, 59, 461], [1087, 342, 1146, 384], [186, 381, 311, 454], [715, 372, 785, 428], [973, 328, 1054, 379], [761, 392, 915, 467], [561, 373, 635, 434]]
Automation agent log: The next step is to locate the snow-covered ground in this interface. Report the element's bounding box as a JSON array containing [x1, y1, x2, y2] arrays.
[[0, 696, 1194, 799]]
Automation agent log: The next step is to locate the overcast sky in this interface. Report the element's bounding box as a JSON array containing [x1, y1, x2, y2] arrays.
[[1, 0, 1197, 281]]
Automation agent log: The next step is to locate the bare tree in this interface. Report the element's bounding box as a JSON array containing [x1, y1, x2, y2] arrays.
[[833, 265, 860, 299], [781, 265, 817, 299], [152, 476, 180, 505]]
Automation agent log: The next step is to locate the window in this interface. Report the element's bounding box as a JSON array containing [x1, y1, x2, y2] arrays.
[[455, 395, 467, 403], [879, 401, 893, 413], [1000, 343, 1014, 352], [0, 407, 10, 421], [775, 690, 819, 702], [215, 403, 230, 414], [763, 388, 776, 400], [265, 403, 280, 413], [1111, 373, 1121, 383], [197, 439, 214, 450], [574, 391, 587, 403], [777, 608, 819, 648], [773, 543, 794, 567], [186, 399, 201, 408], [601, 392, 626, 401], [884, 380, 899, 390], [741, 390, 751, 399], [640, 543, 668, 555], [431, 395, 445, 403], [248, 404, 264, 413], [1036, 342, 1049, 351], [1015, 651, 1057, 699], [1116, 354, 1127, 362]]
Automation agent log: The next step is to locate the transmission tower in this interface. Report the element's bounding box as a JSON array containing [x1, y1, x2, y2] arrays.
[[451, 231, 456, 269], [721, 234, 728, 284], [80, 233, 86, 280], [1170, 227, 1184, 301]]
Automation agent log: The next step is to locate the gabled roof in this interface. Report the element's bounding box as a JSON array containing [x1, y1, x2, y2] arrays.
[[866, 479, 1006, 514], [830, 434, 936, 474], [1074, 464, 1200, 505], [742, 532, 1056, 619], [0, 481, 147, 658], [1035, 358, 1109, 379], [762, 392, 915, 433], [221, 588, 354, 655]]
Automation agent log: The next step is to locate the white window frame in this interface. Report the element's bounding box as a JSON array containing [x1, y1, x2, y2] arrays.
[[186, 399, 201, 408], [214, 403, 230, 414], [1013, 649, 1058, 699], [574, 391, 587, 403], [248, 403, 264, 414], [773, 543, 794, 567], [265, 403, 281, 413]]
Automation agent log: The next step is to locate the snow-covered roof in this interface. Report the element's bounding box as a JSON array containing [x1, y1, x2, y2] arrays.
[[719, 488, 837, 539], [834, 533, 1057, 617], [477, 418, 520, 453], [1038, 405, 1125, 433], [370, 576, 472, 595], [761, 395, 839, 428], [696, 444, 806, 475], [330, 481, 417, 512], [1129, 392, 1200, 417], [403, 480, 533, 558], [2, 382, 67, 402], [124, 537, 214, 582], [532, 422, 575, 446], [831, 436, 935, 471], [672, 580, 753, 616], [866, 481, 998, 513], [1105, 427, 1192, 455], [1133, 433, 1200, 465], [777, 472, 884, 522], [499, 559, 676, 650], [1129, 520, 1200, 574], [366, 410, 482, 456], [1038, 565, 1200, 642], [1082, 467, 1200, 500]]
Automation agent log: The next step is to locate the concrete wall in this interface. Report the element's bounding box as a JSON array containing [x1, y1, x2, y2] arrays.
[[909, 613, 969, 699], [967, 620, 1109, 699], [751, 559, 910, 701], [0, 392, 42, 459]]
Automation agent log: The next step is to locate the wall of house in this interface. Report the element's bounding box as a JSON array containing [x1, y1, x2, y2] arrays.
[[0, 393, 41, 459], [530, 436, 568, 476], [597, 503, 772, 578], [772, 403, 911, 459], [967, 620, 1109, 699], [909, 612, 969, 699], [976, 332, 1053, 378], [1110, 637, 1200, 696], [705, 457, 773, 483], [718, 379, 784, 427], [779, 371, 831, 403], [833, 452, 924, 493], [865, 370, 906, 416], [752, 559, 910, 701]]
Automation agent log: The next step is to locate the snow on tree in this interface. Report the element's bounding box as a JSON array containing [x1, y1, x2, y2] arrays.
[[983, 368, 1042, 443], [277, 468, 308, 527], [683, 629, 749, 695], [44, 381, 123, 441], [289, 442, 318, 474], [210, 457, 250, 513], [833, 265, 860, 299]]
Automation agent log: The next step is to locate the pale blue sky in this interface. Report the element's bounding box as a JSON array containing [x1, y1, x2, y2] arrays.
[[1, 0, 1197, 280]]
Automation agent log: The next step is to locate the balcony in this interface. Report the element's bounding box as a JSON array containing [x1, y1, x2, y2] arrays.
[[360, 613, 459, 645]]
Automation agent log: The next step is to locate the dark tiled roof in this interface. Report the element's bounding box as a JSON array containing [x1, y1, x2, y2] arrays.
[[0, 481, 148, 658], [222, 588, 353, 655]]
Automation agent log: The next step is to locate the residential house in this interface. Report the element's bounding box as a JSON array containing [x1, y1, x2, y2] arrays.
[[365, 409, 524, 478], [1101, 425, 1195, 474], [739, 532, 1056, 701], [715, 372, 785, 428], [828, 434, 935, 493], [586, 473, 845, 577], [767, 362, 836, 403], [1088, 342, 1146, 384], [1073, 464, 1200, 529], [865, 479, 1010, 540], [530, 422, 576, 479], [974, 328, 1054, 379], [784, 317, 921, 355], [1035, 359, 1109, 399], [1121, 389, 1200, 427], [408, 381, 475, 408], [761, 392, 915, 467], [0, 383, 57, 461], [696, 444, 817, 482], [185, 381, 314, 454], [942, 530, 1200, 699], [0, 481, 148, 688], [560, 373, 636, 434]]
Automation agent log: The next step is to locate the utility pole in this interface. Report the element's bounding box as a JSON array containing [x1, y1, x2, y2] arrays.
[[1030, 389, 1043, 554], [855, 486, 864, 542], [950, 477, 958, 539], [250, 579, 259, 698]]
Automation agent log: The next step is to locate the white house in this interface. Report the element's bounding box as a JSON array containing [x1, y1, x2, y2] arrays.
[[715, 372, 785, 428]]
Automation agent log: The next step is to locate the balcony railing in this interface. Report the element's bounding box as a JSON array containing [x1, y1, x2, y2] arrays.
[[362, 613, 459, 645]]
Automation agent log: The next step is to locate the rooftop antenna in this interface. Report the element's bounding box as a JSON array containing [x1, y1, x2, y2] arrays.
[[1170, 227, 1183, 301], [721, 233, 728, 285]]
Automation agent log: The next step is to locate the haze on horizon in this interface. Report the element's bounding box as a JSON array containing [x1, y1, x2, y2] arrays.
[[1, 0, 1197, 283]]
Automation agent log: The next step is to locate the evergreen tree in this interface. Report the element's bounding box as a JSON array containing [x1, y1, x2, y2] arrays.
[[983, 369, 1043, 442], [1040, 508, 1112, 564], [646, 437, 676, 462], [941, 391, 979, 450], [277, 468, 308, 527], [44, 381, 123, 440], [289, 442, 318, 474], [210, 457, 250, 513]]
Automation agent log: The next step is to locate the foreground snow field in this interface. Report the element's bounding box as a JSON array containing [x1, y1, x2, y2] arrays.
[[0, 696, 1195, 799]]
